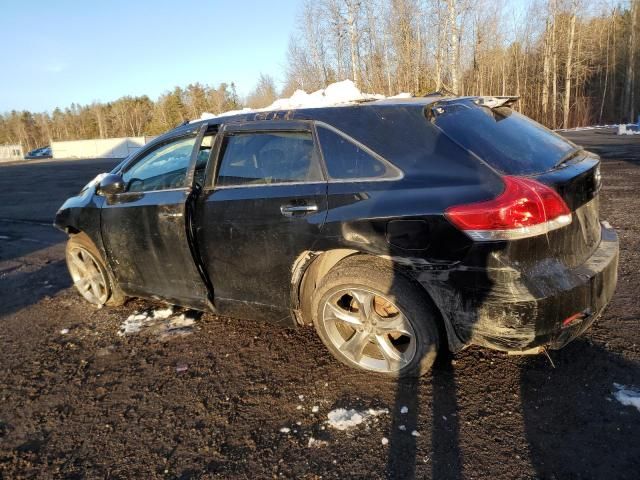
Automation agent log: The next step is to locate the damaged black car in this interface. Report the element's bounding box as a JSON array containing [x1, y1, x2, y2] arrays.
[[54, 97, 619, 377]]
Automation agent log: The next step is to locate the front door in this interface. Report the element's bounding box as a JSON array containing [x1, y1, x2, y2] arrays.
[[100, 128, 211, 309], [195, 121, 328, 323]]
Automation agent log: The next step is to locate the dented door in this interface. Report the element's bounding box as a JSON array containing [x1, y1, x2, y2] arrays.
[[100, 128, 211, 310], [195, 121, 328, 323]]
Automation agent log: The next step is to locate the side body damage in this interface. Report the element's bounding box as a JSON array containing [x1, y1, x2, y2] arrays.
[[55, 98, 619, 354]]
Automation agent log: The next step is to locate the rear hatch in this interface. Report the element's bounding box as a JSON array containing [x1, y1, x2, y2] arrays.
[[429, 98, 602, 268]]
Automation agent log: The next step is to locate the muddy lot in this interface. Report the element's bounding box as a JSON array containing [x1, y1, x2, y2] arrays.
[[1, 131, 639, 479]]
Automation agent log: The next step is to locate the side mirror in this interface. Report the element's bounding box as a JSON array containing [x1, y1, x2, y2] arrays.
[[97, 174, 125, 195]]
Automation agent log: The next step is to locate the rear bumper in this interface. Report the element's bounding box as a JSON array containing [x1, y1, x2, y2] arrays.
[[418, 222, 619, 352]]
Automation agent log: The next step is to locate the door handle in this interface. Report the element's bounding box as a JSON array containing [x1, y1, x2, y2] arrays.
[[159, 212, 183, 218], [280, 204, 319, 217]]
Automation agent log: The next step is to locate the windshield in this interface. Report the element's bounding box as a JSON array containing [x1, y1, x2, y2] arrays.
[[431, 100, 577, 175]]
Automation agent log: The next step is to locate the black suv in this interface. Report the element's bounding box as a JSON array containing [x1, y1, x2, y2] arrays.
[[55, 97, 619, 377]]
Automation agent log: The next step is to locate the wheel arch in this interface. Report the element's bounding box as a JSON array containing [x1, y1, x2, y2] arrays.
[[292, 249, 460, 351]]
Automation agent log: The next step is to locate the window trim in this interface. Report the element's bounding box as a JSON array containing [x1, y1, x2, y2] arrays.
[[313, 121, 404, 183], [210, 126, 326, 190], [212, 180, 327, 190], [111, 186, 190, 196]]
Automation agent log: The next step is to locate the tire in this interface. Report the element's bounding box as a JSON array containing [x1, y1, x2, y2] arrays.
[[65, 232, 126, 307], [311, 255, 441, 377]]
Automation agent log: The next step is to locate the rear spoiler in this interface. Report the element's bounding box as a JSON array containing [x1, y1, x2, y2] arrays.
[[473, 96, 519, 108], [426, 95, 520, 120]]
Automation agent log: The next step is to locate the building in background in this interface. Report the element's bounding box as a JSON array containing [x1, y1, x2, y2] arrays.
[[0, 144, 24, 163], [51, 136, 155, 159]]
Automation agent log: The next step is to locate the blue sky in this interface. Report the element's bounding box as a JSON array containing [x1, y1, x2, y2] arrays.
[[0, 0, 301, 112]]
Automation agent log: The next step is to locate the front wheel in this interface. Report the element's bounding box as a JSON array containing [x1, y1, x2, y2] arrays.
[[65, 233, 125, 306], [311, 256, 441, 377]]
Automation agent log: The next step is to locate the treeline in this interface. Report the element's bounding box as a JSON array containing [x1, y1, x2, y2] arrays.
[[1, 0, 638, 153], [285, 0, 639, 129], [0, 83, 241, 152]]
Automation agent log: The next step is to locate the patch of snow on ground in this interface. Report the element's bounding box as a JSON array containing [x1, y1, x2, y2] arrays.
[[617, 124, 640, 135], [195, 80, 413, 122], [153, 307, 173, 319], [613, 383, 640, 412], [118, 312, 151, 335], [555, 124, 619, 132], [118, 309, 197, 339], [327, 409, 364, 430], [326, 407, 389, 431], [167, 314, 195, 329], [307, 437, 328, 448]]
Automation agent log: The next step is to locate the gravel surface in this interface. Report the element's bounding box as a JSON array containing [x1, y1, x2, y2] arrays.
[[1, 133, 639, 479]]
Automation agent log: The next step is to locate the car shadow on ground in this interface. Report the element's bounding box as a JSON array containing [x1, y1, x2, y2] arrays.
[[0, 258, 70, 317], [520, 340, 640, 479], [383, 339, 640, 479], [385, 354, 462, 479]]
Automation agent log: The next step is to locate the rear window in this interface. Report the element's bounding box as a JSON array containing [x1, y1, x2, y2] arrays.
[[316, 125, 401, 180], [431, 101, 576, 175]]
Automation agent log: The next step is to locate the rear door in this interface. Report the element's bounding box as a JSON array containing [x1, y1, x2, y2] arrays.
[[100, 126, 211, 309], [195, 120, 328, 322]]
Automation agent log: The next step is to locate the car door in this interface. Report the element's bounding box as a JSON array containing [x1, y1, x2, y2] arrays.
[[194, 120, 328, 323], [100, 126, 212, 310]]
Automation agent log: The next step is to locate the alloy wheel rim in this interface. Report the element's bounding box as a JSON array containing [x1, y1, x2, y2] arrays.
[[67, 246, 109, 305], [322, 288, 416, 373]]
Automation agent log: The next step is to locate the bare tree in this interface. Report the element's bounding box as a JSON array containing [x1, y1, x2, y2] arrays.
[[246, 74, 279, 108], [563, 1, 578, 128], [622, 0, 638, 121], [447, 0, 461, 94]]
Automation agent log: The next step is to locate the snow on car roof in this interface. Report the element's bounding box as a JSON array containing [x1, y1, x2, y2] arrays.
[[191, 80, 412, 123]]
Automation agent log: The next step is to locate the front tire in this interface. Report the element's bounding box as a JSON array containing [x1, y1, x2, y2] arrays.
[[311, 256, 441, 377], [65, 233, 125, 307]]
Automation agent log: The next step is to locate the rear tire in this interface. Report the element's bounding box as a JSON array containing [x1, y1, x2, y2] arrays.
[[65, 233, 125, 307], [311, 255, 441, 377]]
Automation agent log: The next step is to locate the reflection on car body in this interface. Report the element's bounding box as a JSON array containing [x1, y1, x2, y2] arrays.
[[55, 97, 619, 377]]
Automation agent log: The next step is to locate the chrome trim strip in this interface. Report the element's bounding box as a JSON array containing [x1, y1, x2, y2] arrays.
[[210, 181, 326, 190], [114, 187, 190, 195], [465, 214, 572, 241]]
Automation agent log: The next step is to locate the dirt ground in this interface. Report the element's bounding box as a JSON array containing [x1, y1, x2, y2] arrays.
[[1, 131, 639, 479]]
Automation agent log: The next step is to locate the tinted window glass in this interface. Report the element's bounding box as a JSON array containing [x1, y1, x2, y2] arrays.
[[317, 126, 394, 179], [194, 134, 214, 186], [432, 101, 575, 175], [217, 132, 323, 186], [123, 136, 196, 192]]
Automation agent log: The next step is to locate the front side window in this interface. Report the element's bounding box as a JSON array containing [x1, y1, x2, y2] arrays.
[[123, 136, 196, 192], [216, 131, 323, 187], [316, 125, 399, 180]]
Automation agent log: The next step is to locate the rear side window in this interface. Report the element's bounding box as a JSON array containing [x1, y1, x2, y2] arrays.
[[316, 125, 401, 180], [216, 131, 323, 187], [431, 101, 576, 175]]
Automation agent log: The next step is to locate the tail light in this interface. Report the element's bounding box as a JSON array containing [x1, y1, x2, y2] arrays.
[[445, 176, 572, 241]]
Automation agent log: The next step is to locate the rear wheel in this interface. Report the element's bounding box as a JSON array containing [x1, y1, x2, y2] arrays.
[[65, 233, 125, 307], [311, 256, 441, 377]]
